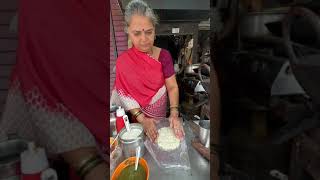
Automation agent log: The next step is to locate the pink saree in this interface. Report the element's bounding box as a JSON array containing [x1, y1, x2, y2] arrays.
[[111, 47, 170, 119]]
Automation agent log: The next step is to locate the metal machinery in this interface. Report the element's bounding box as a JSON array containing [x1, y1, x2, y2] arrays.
[[215, 0, 320, 179]]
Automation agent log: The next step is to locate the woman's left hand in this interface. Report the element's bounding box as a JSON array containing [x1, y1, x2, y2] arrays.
[[169, 114, 185, 140]]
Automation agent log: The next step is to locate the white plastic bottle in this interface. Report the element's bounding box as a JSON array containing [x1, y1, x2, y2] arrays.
[[20, 142, 58, 180]]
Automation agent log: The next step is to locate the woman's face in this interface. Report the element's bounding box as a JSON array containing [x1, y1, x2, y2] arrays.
[[128, 15, 155, 52]]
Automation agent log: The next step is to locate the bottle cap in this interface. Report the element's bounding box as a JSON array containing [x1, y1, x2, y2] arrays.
[[21, 142, 49, 174], [116, 106, 125, 117]]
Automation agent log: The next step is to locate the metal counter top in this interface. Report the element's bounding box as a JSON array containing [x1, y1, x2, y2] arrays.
[[143, 121, 210, 180]]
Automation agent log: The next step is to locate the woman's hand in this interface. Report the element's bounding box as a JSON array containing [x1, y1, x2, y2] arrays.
[[169, 113, 185, 140], [139, 115, 158, 142]]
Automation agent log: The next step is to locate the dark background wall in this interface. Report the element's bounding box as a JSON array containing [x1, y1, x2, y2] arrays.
[[121, 0, 210, 10], [0, 0, 18, 116]]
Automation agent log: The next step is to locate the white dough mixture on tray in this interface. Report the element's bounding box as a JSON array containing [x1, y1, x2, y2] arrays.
[[156, 127, 180, 151]]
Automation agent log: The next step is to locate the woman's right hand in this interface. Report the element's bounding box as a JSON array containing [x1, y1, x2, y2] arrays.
[[138, 115, 158, 142]]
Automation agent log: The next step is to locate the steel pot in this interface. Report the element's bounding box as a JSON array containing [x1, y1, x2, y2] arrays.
[[118, 123, 145, 158], [240, 10, 287, 38], [199, 120, 210, 148]]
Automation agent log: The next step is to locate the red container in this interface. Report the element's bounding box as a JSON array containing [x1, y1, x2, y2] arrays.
[[116, 107, 125, 133], [116, 116, 125, 133]]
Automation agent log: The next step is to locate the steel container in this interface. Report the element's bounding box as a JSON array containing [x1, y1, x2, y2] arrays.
[[199, 120, 210, 148], [118, 123, 145, 158]]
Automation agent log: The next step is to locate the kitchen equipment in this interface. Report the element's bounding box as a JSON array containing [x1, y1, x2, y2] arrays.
[[191, 138, 210, 161], [271, 61, 306, 96], [118, 123, 145, 158], [283, 6, 320, 108], [0, 136, 27, 180], [199, 120, 210, 148], [194, 81, 206, 93], [135, 146, 141, 171], [240, 10, 287, 38], [185, 63, 201, 74], [110, 112, 117, 137], [111, 157, 149, 180]]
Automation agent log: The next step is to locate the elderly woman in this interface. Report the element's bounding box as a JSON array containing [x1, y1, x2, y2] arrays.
[[111, 0, 184, 142]]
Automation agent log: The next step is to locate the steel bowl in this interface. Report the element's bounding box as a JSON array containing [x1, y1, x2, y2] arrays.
[[118, 123, 145, 158], [199, 120, 210, 148]]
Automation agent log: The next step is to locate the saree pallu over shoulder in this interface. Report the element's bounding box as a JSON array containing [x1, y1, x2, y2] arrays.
[[112, 47, 167, 118], [114, 47, 165, 107]]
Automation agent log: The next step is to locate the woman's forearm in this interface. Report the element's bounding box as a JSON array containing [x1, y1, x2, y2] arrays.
[[167, 86, 179, 115], [130, 108, 145, 123], [165, 75, 180, 117]]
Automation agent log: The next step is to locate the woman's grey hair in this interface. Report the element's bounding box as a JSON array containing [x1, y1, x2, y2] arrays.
[[124, 0, 159, 33]]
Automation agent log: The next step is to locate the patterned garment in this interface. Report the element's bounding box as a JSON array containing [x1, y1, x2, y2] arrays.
[[0, 81, 96, 154], [12, 0, 108, 146], [111, 85, 167, 119], [111, 47, 175, 118]]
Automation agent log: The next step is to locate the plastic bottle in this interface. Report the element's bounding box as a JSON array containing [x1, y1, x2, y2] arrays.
[[20, 142, 58, 180], [116, 106, 126, 133]]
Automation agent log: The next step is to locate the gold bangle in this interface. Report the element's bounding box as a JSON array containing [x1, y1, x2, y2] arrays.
[[170, 106, 179, 111], [76, 154, 96, 171], [132, 110, 141, 117], [76, 155, 99, 175], [78, 157, 103, 179], [136, 111, 143, 118], [134, 110, 143, 119]]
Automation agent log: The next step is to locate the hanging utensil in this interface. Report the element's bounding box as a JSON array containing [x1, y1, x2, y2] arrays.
[[135, 146, 141, 171]]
